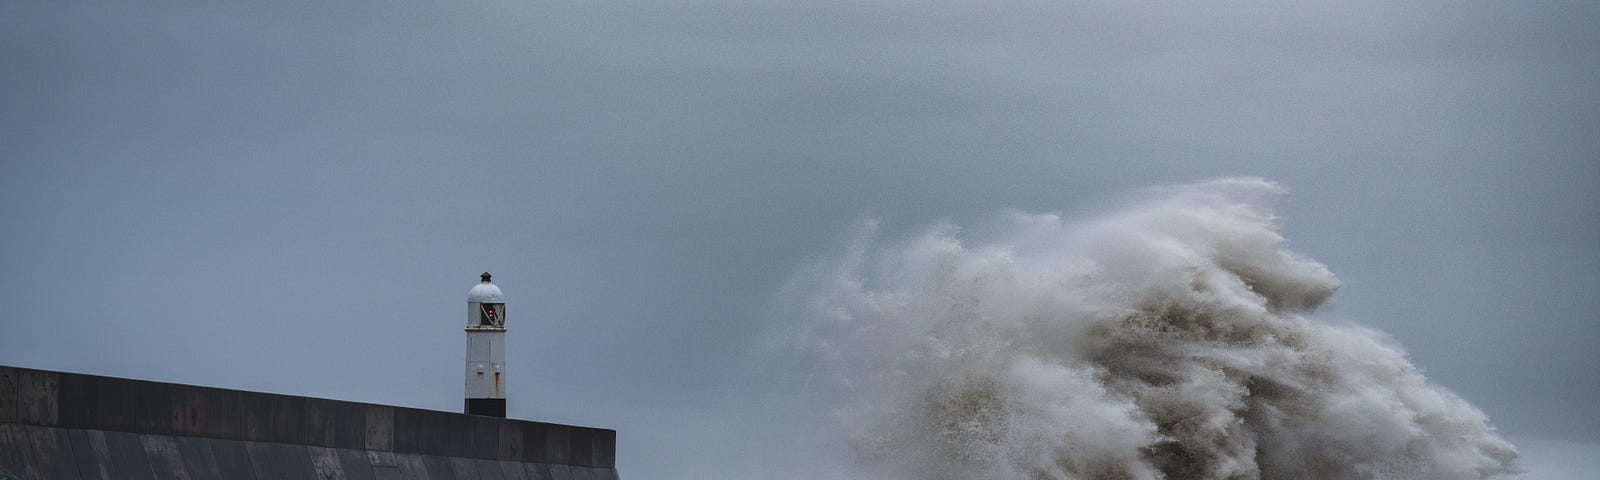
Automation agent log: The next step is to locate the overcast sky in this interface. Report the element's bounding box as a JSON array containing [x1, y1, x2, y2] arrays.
[[2, 1, 1596, 478]]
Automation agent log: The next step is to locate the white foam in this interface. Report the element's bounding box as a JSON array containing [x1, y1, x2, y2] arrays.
[[777, 178, 1517, 479]]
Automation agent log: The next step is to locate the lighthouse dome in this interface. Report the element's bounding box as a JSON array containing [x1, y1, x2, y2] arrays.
[[467, 272, 506, 303], [468, 283, 504, 303]]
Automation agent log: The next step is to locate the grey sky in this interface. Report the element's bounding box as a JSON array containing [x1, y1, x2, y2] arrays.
[[2, 1, 1596, 478]]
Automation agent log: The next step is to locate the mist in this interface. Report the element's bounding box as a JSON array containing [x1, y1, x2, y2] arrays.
[[769, 178, 1516, 479]]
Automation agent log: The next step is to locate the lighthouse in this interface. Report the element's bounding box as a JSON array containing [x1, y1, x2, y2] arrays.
[[465, 272, 508, 417]]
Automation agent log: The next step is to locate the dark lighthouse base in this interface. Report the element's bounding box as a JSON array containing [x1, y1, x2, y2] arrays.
[[465, 397, 507, 417]]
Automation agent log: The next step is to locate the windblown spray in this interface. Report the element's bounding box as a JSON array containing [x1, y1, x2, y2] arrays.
[[780, 178, 1516, 479]]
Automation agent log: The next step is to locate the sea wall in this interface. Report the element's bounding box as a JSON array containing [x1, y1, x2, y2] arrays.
[[0, 365, 619, 480]]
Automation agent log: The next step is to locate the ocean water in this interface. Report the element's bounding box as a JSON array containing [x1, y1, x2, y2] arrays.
[[777, 178, 1517, 479]]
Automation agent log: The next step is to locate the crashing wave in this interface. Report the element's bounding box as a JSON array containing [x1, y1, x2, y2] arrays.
[[784, 178, 1517, 479]]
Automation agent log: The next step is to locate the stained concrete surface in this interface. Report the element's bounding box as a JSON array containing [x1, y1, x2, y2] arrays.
[[0, 366, 619, 480]]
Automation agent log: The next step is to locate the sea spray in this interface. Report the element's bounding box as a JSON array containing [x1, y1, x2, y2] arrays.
[[777, 178, 1517, 479]]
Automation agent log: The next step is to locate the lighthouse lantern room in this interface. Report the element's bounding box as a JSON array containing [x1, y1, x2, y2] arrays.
[[465, 272, 508, 417]]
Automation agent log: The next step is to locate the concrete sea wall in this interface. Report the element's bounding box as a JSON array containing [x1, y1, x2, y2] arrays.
[[0, 365, 619, 480]]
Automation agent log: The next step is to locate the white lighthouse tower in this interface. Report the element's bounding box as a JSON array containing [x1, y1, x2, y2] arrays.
[[465, 272, 508, 417]]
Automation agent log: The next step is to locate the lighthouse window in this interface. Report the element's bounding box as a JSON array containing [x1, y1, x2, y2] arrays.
[[480, 304, 504, 326]]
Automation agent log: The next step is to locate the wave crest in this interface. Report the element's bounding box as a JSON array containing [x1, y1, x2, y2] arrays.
[[785, 178, 1516, 479]]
